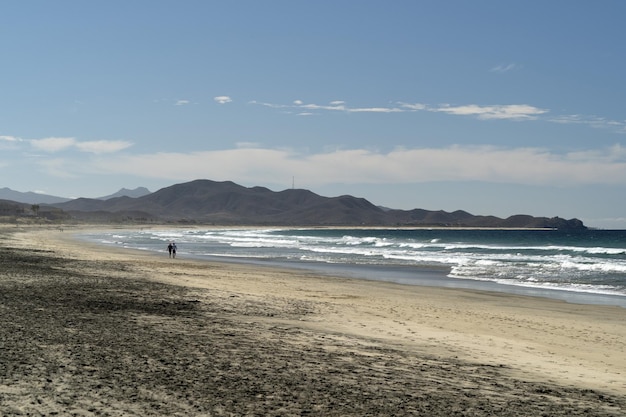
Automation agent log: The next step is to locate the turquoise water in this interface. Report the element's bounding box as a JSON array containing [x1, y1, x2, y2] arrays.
[[81, 228, 626, 306]]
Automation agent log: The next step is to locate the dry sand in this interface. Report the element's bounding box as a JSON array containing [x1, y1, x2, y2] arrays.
[[1, 225, 625, 416]]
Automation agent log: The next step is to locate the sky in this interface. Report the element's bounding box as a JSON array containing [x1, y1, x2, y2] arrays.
[[1, 1, 626, 228]]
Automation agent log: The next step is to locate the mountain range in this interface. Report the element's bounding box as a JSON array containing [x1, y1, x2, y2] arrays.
[[96, 187, 152, 200], [0, 186, 151, 204], [9, 179, 582, 229], [0, 187, 71, 205]]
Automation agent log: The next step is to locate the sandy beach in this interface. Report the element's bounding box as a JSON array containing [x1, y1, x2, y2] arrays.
[[1, 225, 625, 416]]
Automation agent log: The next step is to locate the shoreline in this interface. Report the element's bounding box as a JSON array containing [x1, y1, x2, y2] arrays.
[[76, 225, 626, 308], [172, 252, 626, 309], [2, 225, 626, 415]]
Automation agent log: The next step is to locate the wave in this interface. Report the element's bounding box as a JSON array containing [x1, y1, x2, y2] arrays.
[[79, 228, 626, 298]]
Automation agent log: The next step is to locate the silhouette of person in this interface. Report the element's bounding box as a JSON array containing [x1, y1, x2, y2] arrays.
[[172, 242, 177, 258], [167, 242, 173, 258]]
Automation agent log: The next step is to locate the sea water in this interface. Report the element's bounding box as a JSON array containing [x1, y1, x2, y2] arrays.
[[80, 228, 626, 307]]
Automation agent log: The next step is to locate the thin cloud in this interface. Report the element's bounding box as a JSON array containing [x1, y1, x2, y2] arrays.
[[249, 100, 289, 109], [88, 145, 626, 187], [298, 102, 347, 111], [348, 106, 404, 113], [249, 98, 625, 133], [75, 140, 133, 154], [30, 137, 76, 152], [175, 100, 190, 106], [549, 114, 626, 133], [432, 104, 548, 120], [299, 101, 404, 113], [0, 135, 23, 151], [257, 100, 406, 114], [254, 99, 544, 120], [398, 102, 427, 111], [490, 63, 519, 73], [214, 96, 232, 104], [30, 137, 132, 153]]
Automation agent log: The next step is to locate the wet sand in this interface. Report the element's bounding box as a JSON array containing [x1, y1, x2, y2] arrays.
[[1, 225, 625, 416]]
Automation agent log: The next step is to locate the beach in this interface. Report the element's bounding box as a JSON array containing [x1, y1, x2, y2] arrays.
[[1, 225, 625, 416]]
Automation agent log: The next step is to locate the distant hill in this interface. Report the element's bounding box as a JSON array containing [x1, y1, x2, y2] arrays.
[[0, 199, 71, 221], [50, 179, 587, 229], [0, 186, 151, 204], [98, 187, 151, 200], [0, 187, 70, 204]]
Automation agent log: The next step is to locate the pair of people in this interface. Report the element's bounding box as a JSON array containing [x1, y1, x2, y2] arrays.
[[167, 242, 177, 258]]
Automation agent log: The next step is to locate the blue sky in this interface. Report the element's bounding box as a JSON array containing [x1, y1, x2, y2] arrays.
[[1, 1, 626, 228]]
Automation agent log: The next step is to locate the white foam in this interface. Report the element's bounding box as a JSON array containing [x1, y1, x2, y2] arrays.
[[80, 228, 626, 298]]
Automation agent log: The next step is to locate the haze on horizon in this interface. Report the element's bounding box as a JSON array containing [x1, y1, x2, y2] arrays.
[[1, 1, 625, 229]]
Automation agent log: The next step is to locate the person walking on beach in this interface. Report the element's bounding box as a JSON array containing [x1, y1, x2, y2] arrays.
[[167, 242, 173, 258], [172, 242, 177, 258]]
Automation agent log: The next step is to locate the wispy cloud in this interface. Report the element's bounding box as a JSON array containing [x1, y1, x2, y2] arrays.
[[0, 135, 23, 151], [30, 137, 76, 152], [250, 98, 625, 132], [349, 106, 405, 113], [75, 140, 133, 154], [0, 135, 22, 142], [432, 104, 548, 120], [214, 96, 232, 104], [86, 145, 626, 187], [175, 100, 190, 106], [490, 63, 519, 73], [30, 137, 132, 154], [398, 103, 427, 111], [297, 101, 346, 111], [249, 100, 289, 109], [250, 100, 408, 114], [549, 114, 626, 133], [295, 100, 404, 113], [253, 99, 546, 120]]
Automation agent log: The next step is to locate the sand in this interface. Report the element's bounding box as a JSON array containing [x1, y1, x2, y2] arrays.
[[1, 225, 625, 416]]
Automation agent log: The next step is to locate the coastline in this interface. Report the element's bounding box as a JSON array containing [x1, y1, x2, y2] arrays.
[[77, 224, 626, 308], [2, 225, 626, 415]]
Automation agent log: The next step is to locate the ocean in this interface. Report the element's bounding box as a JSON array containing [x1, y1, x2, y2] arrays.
[[80, 228, 626, 308]]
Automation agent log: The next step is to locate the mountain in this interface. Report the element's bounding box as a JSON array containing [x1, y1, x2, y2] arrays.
[[98, 187, 151, 200], [50, 179, 587, 229], [0, 186, 150, 204], [0, 187, 70, 204], [0, 199, 71, 221]]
